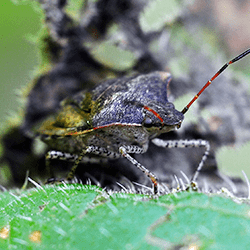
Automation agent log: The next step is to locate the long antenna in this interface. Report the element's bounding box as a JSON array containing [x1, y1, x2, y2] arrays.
[[181, 48, 250, 114]]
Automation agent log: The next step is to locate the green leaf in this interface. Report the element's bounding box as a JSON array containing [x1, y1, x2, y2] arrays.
[[65, 0, 85, 20], [139, 0, 182, 33], [217, 142, 250, 178], [1, 184, 250, 249], [90, 42, 137, 71]]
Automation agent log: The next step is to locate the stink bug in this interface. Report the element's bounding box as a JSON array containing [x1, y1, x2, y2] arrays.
[[37, 49, 250, 194]]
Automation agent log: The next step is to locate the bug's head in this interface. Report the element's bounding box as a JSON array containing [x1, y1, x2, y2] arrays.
[[140, 48, 250, 136], [142, 101, 184, 134]]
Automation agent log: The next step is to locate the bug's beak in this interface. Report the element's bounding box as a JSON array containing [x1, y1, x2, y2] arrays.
[[176, 120, 182, 129]]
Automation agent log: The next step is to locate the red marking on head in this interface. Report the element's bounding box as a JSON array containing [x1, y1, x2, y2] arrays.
[[144, 106, 164, 123]]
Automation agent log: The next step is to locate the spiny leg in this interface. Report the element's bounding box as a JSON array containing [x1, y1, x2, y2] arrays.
[[45, 148, 92, 182], [152, 139, 210, 189], [45, 151, 54, 179], [45, 150, 80, 183], [45, 151, 79, 181], [65, 147, 102, 181], [66, 150, 86, 181], [46, 146, 121, 183], [119, 145, 158, 194]]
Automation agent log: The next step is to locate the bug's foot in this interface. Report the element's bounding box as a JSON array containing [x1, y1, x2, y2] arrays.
[[185, 181, 198, 192], [45, 177, 65, 184]]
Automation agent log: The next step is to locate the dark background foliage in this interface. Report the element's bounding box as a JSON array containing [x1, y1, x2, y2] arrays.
[[1, 0, 250, 196]]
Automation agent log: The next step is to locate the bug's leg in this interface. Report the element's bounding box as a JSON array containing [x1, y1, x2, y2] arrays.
[[45, 147, 106, 183], [45, 151, 54, 179], [152, 139, 210, 190], [45, 150, 79, 183], [66, 147, 93, 181], [119, 145, 158, 194], [65, 146, 113, 181]]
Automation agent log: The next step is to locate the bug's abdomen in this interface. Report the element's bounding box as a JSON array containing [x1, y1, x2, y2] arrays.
[[87, 125, 150, 153]]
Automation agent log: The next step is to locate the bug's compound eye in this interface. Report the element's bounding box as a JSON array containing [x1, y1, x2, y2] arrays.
[[143, 116, 163, 128], [143, 117, 153, 127]]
